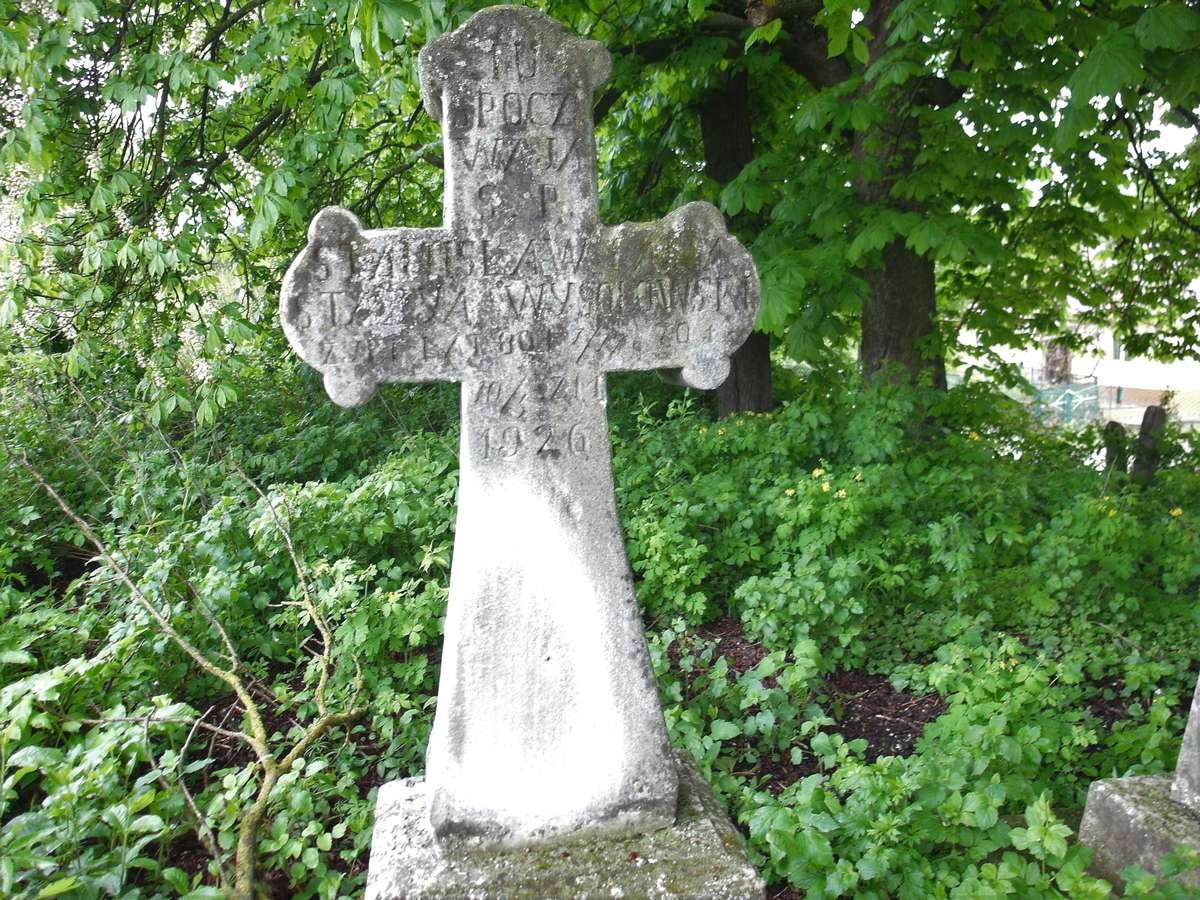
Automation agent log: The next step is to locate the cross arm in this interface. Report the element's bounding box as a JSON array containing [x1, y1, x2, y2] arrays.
[[280, 208, 470, 407], [600, 202, 760, 390]]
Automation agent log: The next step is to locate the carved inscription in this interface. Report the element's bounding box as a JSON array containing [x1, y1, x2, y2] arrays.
[[482, 422, 590, 459], [474, 372, 604, 419]]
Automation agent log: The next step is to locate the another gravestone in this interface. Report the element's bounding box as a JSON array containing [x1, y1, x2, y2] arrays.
[[281, 6, 763, 897], [1079, 674, 1200, 889], [1103, 421, 1127, 474], [1131, 405, 1167, 486]]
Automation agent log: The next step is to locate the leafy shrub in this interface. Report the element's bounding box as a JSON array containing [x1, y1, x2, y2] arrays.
[[1, 361, 1198, 896]]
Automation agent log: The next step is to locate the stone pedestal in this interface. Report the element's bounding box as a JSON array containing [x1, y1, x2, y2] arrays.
[[365, 751, 765, 900], [1078, 776, 1200, 889], [1079, 675, 1200, 888]]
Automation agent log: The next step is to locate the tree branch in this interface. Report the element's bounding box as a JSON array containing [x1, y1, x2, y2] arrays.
[[1118, 106, 1200, 238]]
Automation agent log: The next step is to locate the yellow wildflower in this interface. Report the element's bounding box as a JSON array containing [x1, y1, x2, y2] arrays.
[[835, 489, 847, 499], [812, 467, 826, 478], [822, 482, 831, 493], [854, 471, 863, 482], [1170, 507, 1184, 517], [1108, 509, 1117, 518], [968, 431, 981, 441], [699, 426, 708, 434], [717, 428, 726, 436], [785, 488, 796, 497]]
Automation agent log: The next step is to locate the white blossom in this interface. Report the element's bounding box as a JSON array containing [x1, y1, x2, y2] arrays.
[[184, 20, 207, 55], [230, 152, 262, 188], [26, 0, 58, 19], [0, 92, 26, 120], [114, 205, 133, 234], [152, 214, 173, 241], [55, 307, 76, 340], [2, 166, 31, 198], [179, 325, 214, 382]]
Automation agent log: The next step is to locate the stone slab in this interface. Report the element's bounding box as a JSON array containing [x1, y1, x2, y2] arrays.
[[365, 750, 766, 900], [1078, 775, 1200, 889]]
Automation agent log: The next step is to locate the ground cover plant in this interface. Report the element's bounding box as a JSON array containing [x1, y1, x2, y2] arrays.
[[1, 355, 1198, 898]]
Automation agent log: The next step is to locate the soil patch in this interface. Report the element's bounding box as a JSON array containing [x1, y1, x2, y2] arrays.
[[679, 620, 946, 896], [820, 669, 947, 762], [1086, 675, 1130, 729], [164, 832, 209, 876], [681, 619, 947, 796], [767, 886, 804, 900], [695, 617, 772, 677]]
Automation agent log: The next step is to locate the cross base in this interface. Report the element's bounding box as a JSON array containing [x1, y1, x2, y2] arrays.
[[364, 750, 765, 900], [1078, 776, 1200, 891]]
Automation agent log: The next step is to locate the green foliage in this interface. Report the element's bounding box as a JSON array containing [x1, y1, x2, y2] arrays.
[[1, 0, 1198, 895], [591, 0, 1200, 368], [9, 363, 1195, 895], [616, 374, 1200, 898], [1, 0, 1196, 429]]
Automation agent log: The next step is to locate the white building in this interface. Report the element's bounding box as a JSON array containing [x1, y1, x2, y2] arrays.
[[961, 327, 1200, 428]]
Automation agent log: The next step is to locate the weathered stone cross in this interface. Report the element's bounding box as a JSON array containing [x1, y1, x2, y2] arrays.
[[281, 6, 759, 848]]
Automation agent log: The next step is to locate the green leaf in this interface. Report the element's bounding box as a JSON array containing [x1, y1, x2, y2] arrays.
[[745, 18, 783, 52], [374, 0, 419, 45], [827, 19, 850, 57], [0, 296, 19, 326], [1067, 29, 1144, 102], [37, 878, 79, 899], [848, 217, 896, 263], [710, 719, 741, 740], [162, 868, 191, 893], [851, 32, 869, 65], [130, 814, 165, 833], [1136, 4, 1200, 51]]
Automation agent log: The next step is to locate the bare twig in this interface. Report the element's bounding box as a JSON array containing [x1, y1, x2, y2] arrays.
[[233, 465, 333, 718], [15, 447, 368, 898], [142, 711, 231, 892]]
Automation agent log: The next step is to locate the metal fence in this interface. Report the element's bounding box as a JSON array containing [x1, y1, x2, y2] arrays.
[[1022, 368, 1102, 426]]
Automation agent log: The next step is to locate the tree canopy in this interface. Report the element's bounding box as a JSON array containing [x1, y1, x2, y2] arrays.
[[1, 0, 1198, 418]]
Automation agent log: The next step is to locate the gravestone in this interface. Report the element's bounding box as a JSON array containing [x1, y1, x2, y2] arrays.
[[1131, 405, 1167, 486], [1079, 673, 1200, 889], [280, 6, 763, 896], [1103, 421, 1127, 474]]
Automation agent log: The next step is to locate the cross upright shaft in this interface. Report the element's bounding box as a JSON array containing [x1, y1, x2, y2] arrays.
[[281, 6, 760, 847]]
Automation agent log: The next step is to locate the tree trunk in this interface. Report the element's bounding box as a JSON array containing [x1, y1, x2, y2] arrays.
[[859, 238, 947, 388], [716, 330, 773, 416], [699, 71, 774, 415], [1043, 341, 1072, 384], [852, 1, 946, 388]]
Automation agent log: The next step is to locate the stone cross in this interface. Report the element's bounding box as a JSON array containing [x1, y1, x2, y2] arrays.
[[281, 5, 759, 848]]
